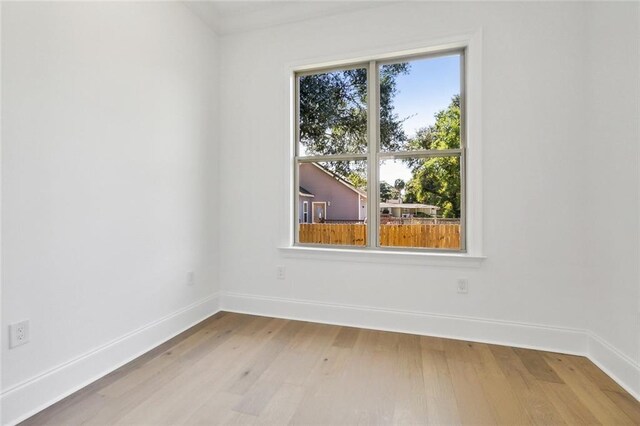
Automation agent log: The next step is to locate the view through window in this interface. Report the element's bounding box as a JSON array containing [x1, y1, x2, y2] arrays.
[[295, 51, 464, 250]]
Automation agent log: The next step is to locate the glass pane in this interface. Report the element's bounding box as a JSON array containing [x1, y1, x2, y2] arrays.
[[298, 160, 367, 246], [380, 54, 461, 151], [379, 158, 461, 249], [298, 68, 368, 156]]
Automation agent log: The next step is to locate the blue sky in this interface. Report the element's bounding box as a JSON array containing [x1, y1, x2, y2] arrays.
[[390, 54, 460, 137], [380, 53, 460, 184]]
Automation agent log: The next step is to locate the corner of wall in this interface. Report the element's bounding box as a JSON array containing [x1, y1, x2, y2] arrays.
[[588, 332, 640, 401]]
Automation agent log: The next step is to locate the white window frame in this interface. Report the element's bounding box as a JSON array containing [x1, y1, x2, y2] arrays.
[[282, 33, 484, 264], [302, 201, 309, 223]]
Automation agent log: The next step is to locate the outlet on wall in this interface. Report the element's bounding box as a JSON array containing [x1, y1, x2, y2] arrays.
[[457, 278, 469, 294], [9, 320, 30, 348], [276, 265, 286, 280]]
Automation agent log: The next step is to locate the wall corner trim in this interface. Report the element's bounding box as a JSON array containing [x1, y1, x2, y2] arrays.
[[1, 293, 221, 426]]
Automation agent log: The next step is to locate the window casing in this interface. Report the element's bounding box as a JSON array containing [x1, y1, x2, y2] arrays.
[[293, 48, 466, 252]]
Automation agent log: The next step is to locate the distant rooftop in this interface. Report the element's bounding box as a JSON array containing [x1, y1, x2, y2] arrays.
[[380, 202, 440, 210]]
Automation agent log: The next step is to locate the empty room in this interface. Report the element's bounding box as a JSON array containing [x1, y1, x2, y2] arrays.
[[1, 0, 639, 424]]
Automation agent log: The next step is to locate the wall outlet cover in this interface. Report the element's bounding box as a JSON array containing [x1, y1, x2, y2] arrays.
[[457, 279, 469, 294], [9, 320, 30, 348]]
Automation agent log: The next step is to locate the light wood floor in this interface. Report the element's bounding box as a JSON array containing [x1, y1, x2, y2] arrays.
[[23, 312, 640, 425]]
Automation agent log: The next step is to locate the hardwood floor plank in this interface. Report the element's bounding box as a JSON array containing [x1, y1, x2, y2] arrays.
[[331, 325, 360, 348], [233, 379, 283, 416], [20, 313, 640, 426], [274, 337, 353, 423], [256, 383, 306, 425], [444, 340, 497, 425], [226, 320, 305, 395], [420, 344, 462, 425], [540, 382, 602, 425], [183, 392, 242, 425], [230, 323, 337, 418], [263, 322, 339, 387], [468, 343, 534, 425], [489, 345, 567, 425], [513, 348, 564, 384], [603, 389, 640, 424], [420, 335, 447, 352], [388, 334, 427, 424], [543, 352, 635, 425]]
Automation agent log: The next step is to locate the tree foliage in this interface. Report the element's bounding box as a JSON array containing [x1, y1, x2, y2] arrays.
[[379, 181, 394, 202], [408, 94, 461, 151], [299, 69, 367, 159], [404, 95, 461, 218], [299, 64, 409, 177], [347, 172, 367, 191]]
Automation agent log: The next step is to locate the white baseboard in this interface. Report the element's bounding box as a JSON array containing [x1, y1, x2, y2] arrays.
[[588, 332, 640, 401], [222, 292, 587, 356], [1, 293, 221, 426]]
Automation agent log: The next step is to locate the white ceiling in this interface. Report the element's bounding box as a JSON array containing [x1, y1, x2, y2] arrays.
[[183, 1, 388, 35]]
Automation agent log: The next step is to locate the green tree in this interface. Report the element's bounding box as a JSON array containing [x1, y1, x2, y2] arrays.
[[408, 94, 460, 151], [299, 64, 409, 177], [404, 95, 461, 218], [393, 179, 405, 201], [347, 172, 367, 191], [379, 181, 394, 202]]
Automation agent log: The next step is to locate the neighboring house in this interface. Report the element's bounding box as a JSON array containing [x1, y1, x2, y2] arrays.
[[380, 200, 440, 218], [299, 163, 367, 223]]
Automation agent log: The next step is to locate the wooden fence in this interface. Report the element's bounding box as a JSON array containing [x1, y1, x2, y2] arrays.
[[299, 223, 367, 246], [299, 223, 460, 249]]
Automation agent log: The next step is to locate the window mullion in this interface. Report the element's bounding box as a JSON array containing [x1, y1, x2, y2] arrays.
[[378, 149, 462, 160], [296, 154, 367, 163], [367, 60, 379, 249]]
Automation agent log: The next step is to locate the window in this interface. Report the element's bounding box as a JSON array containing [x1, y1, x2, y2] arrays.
[[294, 49, 466, 252], [302, 201, 309, 223]]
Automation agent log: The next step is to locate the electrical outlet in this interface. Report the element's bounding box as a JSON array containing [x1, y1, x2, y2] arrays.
[[276, 265, 286, 280], [187, 271, 195, 286], [457, 278, 469, 294], [9, 320, 29, 348]]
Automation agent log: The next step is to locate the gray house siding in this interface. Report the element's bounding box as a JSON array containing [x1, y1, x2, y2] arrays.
[[298, 163, 366, 222]]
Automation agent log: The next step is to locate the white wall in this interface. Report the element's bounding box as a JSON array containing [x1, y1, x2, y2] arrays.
[[218, 1, 638, 397], [1, 2, 219, 423], [584, 2, 640, 395], [220, 1, 588, 336]]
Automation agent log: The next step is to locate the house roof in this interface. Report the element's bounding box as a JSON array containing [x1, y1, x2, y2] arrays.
[[380, 202, 440, 210], [299, 186, 315, 197], [310, 163, 367, 198]]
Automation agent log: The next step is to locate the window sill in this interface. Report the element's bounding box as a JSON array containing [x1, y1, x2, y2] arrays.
[[278, 246, 486, 268]]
